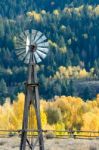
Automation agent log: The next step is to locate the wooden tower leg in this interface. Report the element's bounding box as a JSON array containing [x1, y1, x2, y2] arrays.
[[32, 62, 44, 150], [34, 85, 44, 150], [20, 89, 31, 150]]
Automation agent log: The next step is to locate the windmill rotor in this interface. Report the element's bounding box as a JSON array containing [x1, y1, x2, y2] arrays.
[[15, 29, 49, 64]]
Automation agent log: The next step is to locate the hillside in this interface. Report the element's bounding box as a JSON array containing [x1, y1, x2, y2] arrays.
[[0, 1, 99, 102], [0, 0, 99, 18]]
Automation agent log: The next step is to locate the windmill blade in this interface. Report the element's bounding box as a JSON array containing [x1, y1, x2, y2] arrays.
[[18, 35, 25, 42], [16, 49, 26, 56], [36, 50, 46, 59], [26, 36, 30, 46], [26, 36, 30, 53], [31, 30, 37, 42], [24, 30, 30, 37], [34, 52, 42, 63], [16, 48, 25, 54], [15, 37, 26, 45], [33, 31, 42, 43], [18, 53, 27, 61], [37, 42, 49, 47], [20, 32, 26, 40], [24, 58, 29, 64], [32, 29, 37, 36], [37, 47, 49, 54], [15, 47, 25, 51], [19, 35, 26, 43], [24, 51, 30, 61], [36, 35, 47, 44], [26, 45, 29, 53], [24, 52, 30, 64], [15, 37, 24, 43], [15, 42, 26, 48]]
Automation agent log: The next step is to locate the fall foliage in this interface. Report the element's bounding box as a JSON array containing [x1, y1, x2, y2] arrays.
[[53, 66, 93, 79], [0, 93, 99, 136]]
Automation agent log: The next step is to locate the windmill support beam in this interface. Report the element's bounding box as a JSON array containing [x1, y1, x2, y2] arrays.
[[20, 64, 44, 150]]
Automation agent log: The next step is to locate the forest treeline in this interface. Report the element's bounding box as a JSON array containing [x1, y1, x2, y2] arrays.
[[1, 93, 99, 135], [0, 0, 99, 18], [0, 1, 99, 102]]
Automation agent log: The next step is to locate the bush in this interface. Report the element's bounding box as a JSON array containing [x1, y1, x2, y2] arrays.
[[46, 107, 62, 125]]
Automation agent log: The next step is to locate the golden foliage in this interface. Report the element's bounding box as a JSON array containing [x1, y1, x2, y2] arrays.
[[49, 40, 57, 48], [1, 93, 99, 136], [53, 66, 90, 79], [94, 5, 99, 16], [59, 46, 67, 53], [27, 11, 41, 22], [79, 69, 89, 78], [63, 5, 99, 17], [53, 10, 60, 16]]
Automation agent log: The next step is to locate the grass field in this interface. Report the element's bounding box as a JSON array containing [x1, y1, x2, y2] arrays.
[[0, 137, 99, 150]]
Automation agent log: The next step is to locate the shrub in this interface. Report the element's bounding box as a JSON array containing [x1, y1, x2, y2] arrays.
[[46, 107, 62, 125]]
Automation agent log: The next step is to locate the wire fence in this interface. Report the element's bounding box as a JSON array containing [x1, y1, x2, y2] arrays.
[[0, 129, 99, 139]]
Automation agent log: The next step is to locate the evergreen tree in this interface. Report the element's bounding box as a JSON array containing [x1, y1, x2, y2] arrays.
[[83, 86, 91, 100], [0, 79, 8, 95], [68, 80, 77, 96]]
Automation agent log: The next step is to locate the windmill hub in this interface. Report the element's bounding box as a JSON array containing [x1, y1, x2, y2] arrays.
[[30, 44, 37, 52]]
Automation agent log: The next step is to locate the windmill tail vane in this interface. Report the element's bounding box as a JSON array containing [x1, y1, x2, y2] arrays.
[[15, 29, 49, 150]]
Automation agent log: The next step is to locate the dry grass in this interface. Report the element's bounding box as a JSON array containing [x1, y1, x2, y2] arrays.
[[0, 137, 99, 150]]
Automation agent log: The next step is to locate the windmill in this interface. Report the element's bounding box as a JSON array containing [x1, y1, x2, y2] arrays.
[[15, 29, 49, 150]]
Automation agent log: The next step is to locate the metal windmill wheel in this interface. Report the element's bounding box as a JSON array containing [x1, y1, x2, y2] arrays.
[[15, 29, 49, 64]]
